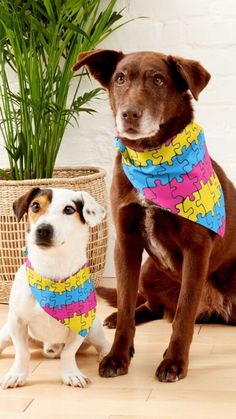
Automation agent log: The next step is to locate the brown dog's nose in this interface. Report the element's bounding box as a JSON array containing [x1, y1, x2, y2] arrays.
[[121, 108, 142, 121]]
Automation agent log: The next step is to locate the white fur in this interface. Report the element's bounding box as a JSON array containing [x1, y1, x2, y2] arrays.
[[115, 109, 161, 140], [0, 188, 110, 389]]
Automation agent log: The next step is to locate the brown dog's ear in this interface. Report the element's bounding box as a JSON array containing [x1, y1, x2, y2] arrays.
[[167, 55, 211, 100], [72, 49, 124, 87], [13, 188, 41, 221]]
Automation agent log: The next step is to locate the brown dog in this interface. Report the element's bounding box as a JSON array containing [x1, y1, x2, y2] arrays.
[[73, 50, 236, 382]]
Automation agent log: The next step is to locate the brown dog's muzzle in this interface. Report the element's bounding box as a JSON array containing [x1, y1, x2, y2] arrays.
[[121, 107, 143, 123], [119, 106, 143, 135]]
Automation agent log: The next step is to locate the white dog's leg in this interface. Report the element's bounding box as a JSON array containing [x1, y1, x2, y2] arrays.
[[60, 333, 89, 388], [0, 323, 12, 353], [87, 317, 111, 361], [1, 313, 30, 389]]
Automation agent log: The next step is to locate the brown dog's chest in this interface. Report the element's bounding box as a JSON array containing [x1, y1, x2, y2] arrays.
[[140, 200, 183, 276], [112, 162, 183, 277]]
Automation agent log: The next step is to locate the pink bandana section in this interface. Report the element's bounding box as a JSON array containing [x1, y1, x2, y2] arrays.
[[43, 294, 96, 324], [144, 141, 212, 212]]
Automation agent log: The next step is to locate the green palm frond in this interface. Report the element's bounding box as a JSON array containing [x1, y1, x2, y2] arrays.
[[0, 0, 130, 179]]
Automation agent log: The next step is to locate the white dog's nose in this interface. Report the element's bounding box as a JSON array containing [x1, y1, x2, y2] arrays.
[[36, 223, 54, 247]]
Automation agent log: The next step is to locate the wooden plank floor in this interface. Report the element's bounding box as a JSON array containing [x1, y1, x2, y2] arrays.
[[1, 282, 236, 418]]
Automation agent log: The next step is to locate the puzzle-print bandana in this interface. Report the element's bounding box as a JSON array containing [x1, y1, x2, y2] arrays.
[[116, 121, 226, 237], [26, 259, 96, 337]]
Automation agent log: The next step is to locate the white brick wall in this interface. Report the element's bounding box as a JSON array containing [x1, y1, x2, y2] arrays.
[[1, 0, 236, 275]]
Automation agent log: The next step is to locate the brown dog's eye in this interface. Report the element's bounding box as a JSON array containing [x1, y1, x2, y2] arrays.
[[115, 73, 125, 85], [153, 74, 163, 86], [63, 205, 75, 215], [31, 201, 40, 213]]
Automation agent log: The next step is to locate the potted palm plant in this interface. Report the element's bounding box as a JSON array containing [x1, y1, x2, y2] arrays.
[[0, 0, 128, 301]]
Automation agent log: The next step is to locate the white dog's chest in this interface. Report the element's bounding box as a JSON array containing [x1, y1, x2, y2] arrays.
[[28, 309, 70, 344]]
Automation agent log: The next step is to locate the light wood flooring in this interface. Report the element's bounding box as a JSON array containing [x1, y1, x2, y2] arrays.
[[1, 281, 236, 419]]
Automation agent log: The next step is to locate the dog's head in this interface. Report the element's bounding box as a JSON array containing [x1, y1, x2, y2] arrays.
[[72, 49, 210, 141], [13, 187, 105, 250]]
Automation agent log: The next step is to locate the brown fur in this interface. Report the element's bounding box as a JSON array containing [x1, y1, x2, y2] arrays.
[[28, 193, 52, 224], [13, 188, 52, 225], [73, 49, 236, 382]]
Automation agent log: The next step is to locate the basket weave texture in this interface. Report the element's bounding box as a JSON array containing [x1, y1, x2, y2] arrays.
[[0, 167, 108, 303]]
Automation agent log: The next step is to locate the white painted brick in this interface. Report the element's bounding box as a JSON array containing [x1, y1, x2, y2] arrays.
[[117, 0, 212, 20], [160, 21, 186, 47], [212, 0, 236, 17], [101, 19, 165, 52], [186, 18, 236, 47], [195, 105, 236, 132], [199, 77, 236, 105], [0, 139, 9, 168], [192, 50, 236, 77]]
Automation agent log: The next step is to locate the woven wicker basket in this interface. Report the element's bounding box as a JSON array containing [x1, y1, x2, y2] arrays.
[[0, 167, 108, 304]]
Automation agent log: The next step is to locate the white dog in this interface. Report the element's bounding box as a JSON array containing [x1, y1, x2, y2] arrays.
[[0, 187, 110, 389]]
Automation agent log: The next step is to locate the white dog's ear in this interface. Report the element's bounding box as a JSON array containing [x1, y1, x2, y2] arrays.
[[78, 191, 106, 227], [13, 187, 41, 221]]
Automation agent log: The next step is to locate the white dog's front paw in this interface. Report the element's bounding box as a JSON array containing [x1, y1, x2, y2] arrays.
[[62, 370, 90, 388], [1, 371, 27, 389]]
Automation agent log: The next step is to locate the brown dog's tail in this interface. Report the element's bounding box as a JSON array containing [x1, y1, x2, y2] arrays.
[[96, 287, 146, 308]]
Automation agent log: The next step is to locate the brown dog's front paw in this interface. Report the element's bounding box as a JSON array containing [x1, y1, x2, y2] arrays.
[[99, 351, 132, 377], [103, 312, 117, 329], [155, 358, 187, 382]]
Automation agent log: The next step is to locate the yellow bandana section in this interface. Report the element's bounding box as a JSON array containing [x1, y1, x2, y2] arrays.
[[120, 121, 202, 167], [64, 310, 96, 334], [176, 173, 222, 221], [26, 264, 91, 295]]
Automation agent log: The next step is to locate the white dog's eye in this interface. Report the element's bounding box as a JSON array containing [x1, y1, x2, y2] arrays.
[[63, 205, 75, 215], [31, 201, 40, 213]]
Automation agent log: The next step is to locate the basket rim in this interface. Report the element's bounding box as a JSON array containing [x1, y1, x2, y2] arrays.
[[0, 166, 106, 186]]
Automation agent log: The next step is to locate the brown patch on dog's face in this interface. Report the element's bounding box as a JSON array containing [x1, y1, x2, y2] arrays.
[[73, 200, 86, 224], [28, 190, 53, 225], [13, 188, 53, 235]]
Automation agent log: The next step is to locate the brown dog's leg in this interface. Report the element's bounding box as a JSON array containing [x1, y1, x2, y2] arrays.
[[156, 243, 212, 382], [99, 235, 143, 377], [139, 257, 180, 315], [102, 257, 166, 328]]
